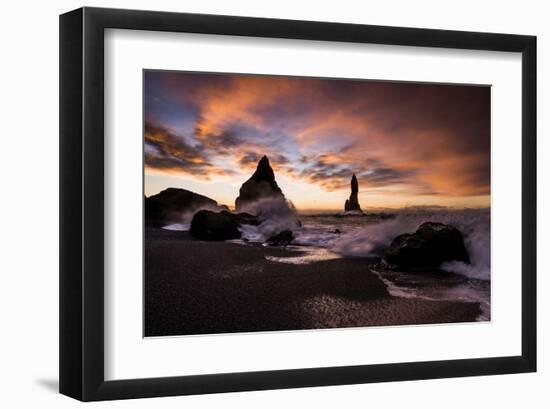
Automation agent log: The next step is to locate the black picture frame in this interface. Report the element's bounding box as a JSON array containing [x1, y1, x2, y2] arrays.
[[60, 7, 537, 401]]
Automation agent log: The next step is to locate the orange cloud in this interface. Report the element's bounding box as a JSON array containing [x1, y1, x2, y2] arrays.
[[144, 71, 490, 208]]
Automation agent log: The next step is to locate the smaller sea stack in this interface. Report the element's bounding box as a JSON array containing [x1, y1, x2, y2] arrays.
[[344, 174, 362, 213]]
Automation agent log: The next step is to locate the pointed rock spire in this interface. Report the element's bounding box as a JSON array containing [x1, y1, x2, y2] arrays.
[[351, 173, 359, 195], [235, 155, 286, 211], [344, 173, 362, 212], [252, 156, 277, 184]]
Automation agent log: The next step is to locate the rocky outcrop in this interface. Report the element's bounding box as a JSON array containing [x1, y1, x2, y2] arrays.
[[190, 210, 259, 241], [344, 174, 362, 213], [384, 222, 470, 270], [235, 156, 286, 211], [232, 212, 260, 226], [266, 230, 294, 246], [145, 188, 222, 226]]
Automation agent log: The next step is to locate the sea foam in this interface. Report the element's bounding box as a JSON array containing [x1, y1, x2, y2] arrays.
[[330, 208, 490, 280]]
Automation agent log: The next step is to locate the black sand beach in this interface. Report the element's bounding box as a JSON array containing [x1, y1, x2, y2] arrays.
[[144, 227, 481, 337]]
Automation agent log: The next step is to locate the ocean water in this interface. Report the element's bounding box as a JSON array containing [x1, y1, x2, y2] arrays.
[[161, 207, 491, 320], [240, 208, 491, 321]]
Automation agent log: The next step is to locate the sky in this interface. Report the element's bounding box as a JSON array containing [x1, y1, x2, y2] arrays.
[[144, 70, 491, 211]]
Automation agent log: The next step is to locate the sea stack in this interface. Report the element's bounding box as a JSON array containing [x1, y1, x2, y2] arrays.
[[235, 155, 286, 211], [344, 174, 362, 213]]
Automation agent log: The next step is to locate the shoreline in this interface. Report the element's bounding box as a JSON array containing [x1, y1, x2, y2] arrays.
[[145, 227, 482, 337]]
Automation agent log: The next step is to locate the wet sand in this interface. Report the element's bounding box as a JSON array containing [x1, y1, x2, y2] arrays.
[[144, 227, 481, 337]]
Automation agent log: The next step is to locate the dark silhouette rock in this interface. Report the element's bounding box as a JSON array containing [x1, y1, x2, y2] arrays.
[[266, 230, 294, 246], [190, 210, 260, 241], [235, 156, 286, 211], [231, 211, 260, 226], [384, 222, 470, 270], [344, 174, 362, 212], [145, 188, 221, 226], [190, 210, 241, 241]]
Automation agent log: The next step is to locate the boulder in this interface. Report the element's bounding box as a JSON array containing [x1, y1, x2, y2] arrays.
[[145, 188, 220, 226], [189, 210, 261, 241], [344, 174, 362, 213], [235, 156, 287, 211], [231, 211, 260, 226], [266, 230, 294, 246], [384, 222, 470, 270], [190, 210, 241, 241]]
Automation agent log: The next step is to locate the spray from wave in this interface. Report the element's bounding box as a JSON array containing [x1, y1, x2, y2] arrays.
[[330, 208, 490, 280], [160, 203, 228, 232], [238, 197, 301, 241], [161, 200, 490, 282], [330, 217, 417, 257]]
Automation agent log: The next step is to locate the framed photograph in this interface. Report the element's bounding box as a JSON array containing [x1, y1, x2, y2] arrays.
[[60, 7, 537, 401]]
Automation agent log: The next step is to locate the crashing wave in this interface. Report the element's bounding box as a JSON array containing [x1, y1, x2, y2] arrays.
[[329, 208, 490, 280]]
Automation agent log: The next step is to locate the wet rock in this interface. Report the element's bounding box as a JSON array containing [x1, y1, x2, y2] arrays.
[[384, 222, 470, 270], [231, 211, 260, 226], [190, 210, 241, 241], [266, 230, 294, 246]]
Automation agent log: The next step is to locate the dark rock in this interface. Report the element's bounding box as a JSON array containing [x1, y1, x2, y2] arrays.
[[235, 156, 287, 211], [344, 174, 362, 212], [266, 230, 294, 246], [230, 212, 260, 226], [190, 210, 241, 241], [384, 222, 470, 270], [189, 210, 260, 241], [145, 188, 220, 226]]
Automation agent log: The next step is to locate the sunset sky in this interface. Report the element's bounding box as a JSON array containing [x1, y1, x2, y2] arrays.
[[144, 71, 490, 211]]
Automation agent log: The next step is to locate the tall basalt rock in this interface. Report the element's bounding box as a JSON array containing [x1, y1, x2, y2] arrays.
[[344, 174, 362, 212], [235, 156, 286, 211]]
